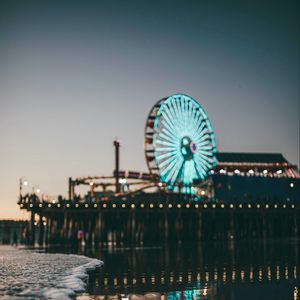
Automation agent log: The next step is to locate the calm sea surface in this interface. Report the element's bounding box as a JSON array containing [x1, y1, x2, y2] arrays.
[[49, 239, 299, 300]]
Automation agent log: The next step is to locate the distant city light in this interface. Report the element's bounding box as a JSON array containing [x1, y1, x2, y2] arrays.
[[263, 169, 268, 174], [220, 169, 226, 174], [234, 169, 240, 174], [248, 169, 254, 174]]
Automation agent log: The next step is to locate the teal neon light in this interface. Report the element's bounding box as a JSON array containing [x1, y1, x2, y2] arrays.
[[153, 94, 217, 186]]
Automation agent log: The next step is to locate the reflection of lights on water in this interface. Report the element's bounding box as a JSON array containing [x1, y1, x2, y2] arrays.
[[232, 269, 236, 281], [223, 268, 227, 282], [214, 270, 218, 281], [267, 266, 271, 281], [241, 270, 245, 281], [294, 266, 297, 279], [294, 287, 298, 300], [276, 266, 280, 280], [250, 267, 254, 282], [285, 266, 289, 280], [205, 272, 209, 282], [259, 267, 263, 281]]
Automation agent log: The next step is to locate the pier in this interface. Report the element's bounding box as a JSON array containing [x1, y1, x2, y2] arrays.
[[18, 193, 299, 246]]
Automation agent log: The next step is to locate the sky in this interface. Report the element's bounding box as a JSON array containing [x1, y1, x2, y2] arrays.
[[0, 0, 299, 219]]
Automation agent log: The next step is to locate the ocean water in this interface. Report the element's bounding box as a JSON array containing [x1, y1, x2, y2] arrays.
[[74, 240, 299, 300], [0, 246, 103, 299]]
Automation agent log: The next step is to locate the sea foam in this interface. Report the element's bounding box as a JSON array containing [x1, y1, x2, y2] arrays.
[[0, 245, 103, 299]]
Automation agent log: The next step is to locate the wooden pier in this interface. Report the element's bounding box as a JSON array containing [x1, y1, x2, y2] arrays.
[[18, 193, 299, 246]]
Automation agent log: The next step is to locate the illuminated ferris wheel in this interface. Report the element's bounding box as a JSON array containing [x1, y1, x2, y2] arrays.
[[145, 94, 217, 188]]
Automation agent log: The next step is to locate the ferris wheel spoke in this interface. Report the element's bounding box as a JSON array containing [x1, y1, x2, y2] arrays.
[[194, 157, 209, 177], [165, 157, 183, 183], [192, 159, 201, 178], [158, 153, 178, 169], [158, 132, 177, 146], [161, 156, 180, 178], [156, 139, 177, 148], [161, 119, 179, 138], [167, 102, 179, 125], [192, 111, 203, 134], [193, 156, 208, 178], [197, 144, 214, 151], [161, 110, 179, 135], [194, 134, 211, 144], [170, 158, 184, 184], [165, 103, 178, 126], [197, 149, 214, 157], [155, 147, 178, 152], [173, 100, 182, 126], [156, 150, 177, 161], [161, 121, 178, 138], [160, 129, 179, 144], [196, 139, 211, 147], [195, 153, 213, 169], [192, 120, 206, 140]]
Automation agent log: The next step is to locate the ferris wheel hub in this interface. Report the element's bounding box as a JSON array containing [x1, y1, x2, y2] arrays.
[[180, 136, 195, 161]]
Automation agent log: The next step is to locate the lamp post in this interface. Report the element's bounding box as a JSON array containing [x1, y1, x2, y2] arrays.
[[114, 139, 120, 193], [19, 177, 28, 198]]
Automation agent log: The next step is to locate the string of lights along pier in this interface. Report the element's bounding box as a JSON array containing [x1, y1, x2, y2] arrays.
[[18, 93, 299, 245]]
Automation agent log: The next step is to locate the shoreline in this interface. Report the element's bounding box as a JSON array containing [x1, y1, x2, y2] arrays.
[[0, 245, 103, 299]]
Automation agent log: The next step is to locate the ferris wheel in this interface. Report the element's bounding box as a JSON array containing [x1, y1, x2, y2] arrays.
[[145, 94, 217, 188]]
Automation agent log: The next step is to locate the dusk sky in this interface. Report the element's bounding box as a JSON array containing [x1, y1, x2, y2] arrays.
[[0, 0, 299, 219]]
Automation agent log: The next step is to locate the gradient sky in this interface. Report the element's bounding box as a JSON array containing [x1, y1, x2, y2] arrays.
[[0, 0, 299, 219]]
